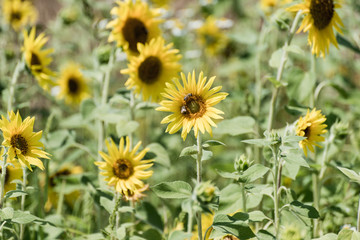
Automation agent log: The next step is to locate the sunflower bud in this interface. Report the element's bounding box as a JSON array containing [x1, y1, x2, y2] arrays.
[[61, 7, 79, 25], [280, 224, 303, 240], [95, 45, 112, 65], [234, 154, 252, 173], [195, 181, 218, 204], [331, 121, 349, 142]]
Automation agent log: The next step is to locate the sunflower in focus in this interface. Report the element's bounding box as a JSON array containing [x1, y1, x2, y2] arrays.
[[107, 0, 162, 56], [197, 17, 228, 56], [296, 108, 327, 157], [0, 111, 50, 171], [45, 166, 83, 211], [22, 27, 56, 91], [287, 0, 344, 57], [57, 63, 90, 105], [121, 37, 182, 102], [0, 159, 23, 196], [95, 137, 153, 197], [2, 0, 37, 31], [156, 71, 228, 140]]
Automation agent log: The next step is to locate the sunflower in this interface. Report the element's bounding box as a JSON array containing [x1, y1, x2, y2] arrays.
[[261, 0, 292, 13], [2, 0, 37, 31], [0, 160, 23, 196], [287, 0, 344, 57], [95, 137, 153, 197], [197, 17, 228, 56], [45, 165, 83, 211], [0, 111, 50, 171], [296, 108, 327, 157], [57, 63, 90, 105], [121, 37, 182, 102], [107, 0, 162, 56], [124, 184, 149, 202], [156, 71, 228, 140], [22, 27, 56, 91]]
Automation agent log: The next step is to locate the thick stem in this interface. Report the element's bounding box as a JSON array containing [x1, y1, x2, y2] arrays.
[[312, 173, 320, 237], [56, 179, 66, 215], [196, 133, 203, 240], [267, 11, 303, 132], [187, 207, 193, 240], [7, 60, 23, 112], [19, 167, 27, 240], [272, 149, 280, 238], [0, 153, 8, 208], [129, 91, 136, 149], [241, 183, 247, 212]]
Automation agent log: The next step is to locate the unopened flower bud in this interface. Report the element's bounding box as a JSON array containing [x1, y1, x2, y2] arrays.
[[234, 154, 252, 173], [195, 181, 218, 204], [96, 45, 112, 65], [331, 121, 349, 142]]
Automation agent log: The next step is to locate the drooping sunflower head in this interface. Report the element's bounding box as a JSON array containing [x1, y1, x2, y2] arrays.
[[0, 111, 50, 171], [22, 27, 56, 91], [156, 71, 228, 140], [296, 108, 327, 156], [0, 159, 23, 196], [107, 0, 162, 56], [124, 184, 149, 202], [2, 0, 37, 31], [287, 0, 344, 57], [95, 137, 153, 197], [121, 37, 182, 102], [57, 63, 91, 105], [197, 17, 228, 56]]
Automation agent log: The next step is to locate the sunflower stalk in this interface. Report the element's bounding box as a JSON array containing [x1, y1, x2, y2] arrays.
[[272, 148, 280, 238], [56, 179, 66, 215], [267, 10, 302, 132], [357, 193, 360, 232], [19, 167, 27, 240], [241, 182, 247, 212], [196, 133, 203, 240], [7, 60, 24, 112], [0, 149, 8, 209], [187, 204, 193, 240], [129, 91, 136, 149]]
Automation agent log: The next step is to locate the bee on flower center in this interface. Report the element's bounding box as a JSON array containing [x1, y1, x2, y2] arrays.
[[180, 93, 205, 117]]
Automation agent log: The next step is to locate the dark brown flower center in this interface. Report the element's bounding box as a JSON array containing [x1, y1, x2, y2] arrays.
[[304, 127, 311, 138], [49, 169, 72, 187], [113, 159, 134, 179], [30, 52, 41, 66], [204, 34, 218, 46], [68, 78, 79, 94], [10, 134, 28, 155], [181, 94, 205, 117], [10, 11, 22, 21], [0, 167, 10, 184], [310, 0, 334, 30], [138, 56, 162, 84], [122, 18, 148, 53]]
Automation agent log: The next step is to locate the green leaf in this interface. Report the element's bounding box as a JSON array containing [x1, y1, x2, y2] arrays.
[[116, 120, 139, 137], [269, 49, 283, 69], [282, 136, 306, 143], [202, 140, 225, 150], [256, 230, 276, 240], [168, 230, 192, 240], [210, 213, 255, 239], [239, 164, 270, 183], [80, 98, 96, 119], [4, 190, 28, 199], [336, 34, 360, 54], [140, 229, 163, 240], [216, 170, 240, 180], [147, 143, 170, 167], [199, 149, 213, 161], [283, 153, 309, 168], [338, 229, 360, 240], [137, 201, 164, 231], [267, 76, 286, 88], [285, 44, 304, 55], [116, 226, 126, 240], [338, 167, 360, 184], [290, 201, 319, 219], [100, 197, 114, 214], [313, 233, 337, 240], [46, 130, 69, 149], [151, 181, 192, 199], [213, 116, 255, 136], [0, 207, 14, 220], [118, 206, 134, 213], [12, 211, 38, 224], [136, 102, 159, 110], [241, 139, 272, 147], [248, 211, 270, 222], [179, 146, 198, 158]]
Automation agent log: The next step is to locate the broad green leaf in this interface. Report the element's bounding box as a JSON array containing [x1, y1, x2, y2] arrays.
[[239, 164, 270, 183], [141, 229, 163, 240], [338, 229, 360, 240], [136, 102, 159, 110], [336, 34, 360, 54], [168, 230, 192, 240], [116, 226, 126, 240], [283, 153, 310, 168], [241, 139, 272, 147], [248, 211, 270, 222], [179, 146, 198, 158], [116, 120, 139, 137], [118, 206, 134, 213], [298, 73, 316, 102], [136, 201, 164, 231], [256, 230, 276, 240], [216, 170, 240, 180], [290, 201, 319, 219], [210, 213, 255, 239], [0, 207, 14, 220], [151, 181, 192, 199], [202, 140, 225, 150], [285, 44, 304, 55], [80, 98, 96, 119], [282, 136, 306, 143], [214, 116, 255, 136], [313, 233, 337, 240], [12, 211, 38, 224], [100, 197, 114, 214], [338, 167, 360, 184], [198, 149, 213, 161], [147, 143, 170, 167], [4, 190, 28, 199], [283, 161, 300, 180], [269, 49, 283, 69], [46, 130, 69, 149]]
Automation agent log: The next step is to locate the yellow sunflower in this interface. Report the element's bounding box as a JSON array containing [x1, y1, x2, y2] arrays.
[[296, 108, 327, 157], [95, 137, 153, 197], [124, 184, 149, 202], [121, 37, 182, 102], [2, 0, 37, 31], [0, 160, 23, 196], [287, 0, 344, 57], [197, 17, 228, 56], [45, 165, 83, 211], [57, 63, 90, 105], [0, 111, 50, 171], [22, 27, 56, 91], [156, 71, 228, 140], [107, 0, 162, 56]]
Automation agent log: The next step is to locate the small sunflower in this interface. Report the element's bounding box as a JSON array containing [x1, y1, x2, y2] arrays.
[[121, 37, 182, 102], [22, 27, 56, 91], [95, 137, 153, 197], [287, 0, 344, 57], [197, 17, 228, 56], [0, 160, 23, 196], [57, 63, 90, 105], [156, 71, 228, 140], [107, 0, 162, 56], [296, 108, 327, 157], [0, 111, 50, 170], [2, 0, 37, 31]]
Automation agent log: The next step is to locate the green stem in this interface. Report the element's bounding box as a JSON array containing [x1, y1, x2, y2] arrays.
[[241, 183, 247, 212], [7, 60, 23, 112], [272, 149, 280, 238], [56, 179, 66, 215], [0, 151, 8, 209], [357, 193, 360, 232], [129, 91, 136, 148], [196, 133, 203, 240], [19, 167, 27, 240], [267, 10, 303, 132], [187, 206, 193, 240], [312, 173, 320, 237]]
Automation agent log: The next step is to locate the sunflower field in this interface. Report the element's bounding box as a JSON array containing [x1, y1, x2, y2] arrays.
[[1, 0, 360, 239]]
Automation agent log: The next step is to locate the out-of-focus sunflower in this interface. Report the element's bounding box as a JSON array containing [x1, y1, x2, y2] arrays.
[[287, 0, 344, 57], [261, 0, 292, 13], [191, 213, 213, 240], [0, 111, 50, 171], [45, 166, 83, 211], [57, 63, 90, 105], [107, 0, 162, 56], [22, 27, 56, 91], [150, 0, 169, 8], [95, 137, 153, 197], [197, 17, 228, 56], [296, 108, 327, 157], [156, 71, 228, 140], [121, 37, 182, 102], [0, 159, 22, 196], [2, 0, 37, 31]]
